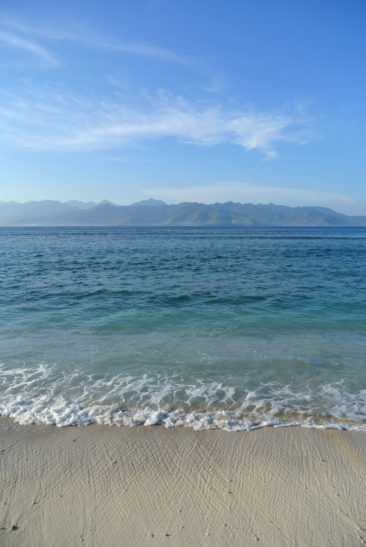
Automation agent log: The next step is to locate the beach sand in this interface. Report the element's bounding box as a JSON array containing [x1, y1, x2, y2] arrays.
[[0, 417, 365, 546]]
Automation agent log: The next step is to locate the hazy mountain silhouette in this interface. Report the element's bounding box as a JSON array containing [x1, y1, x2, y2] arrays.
[[0, 199, 365, 226]]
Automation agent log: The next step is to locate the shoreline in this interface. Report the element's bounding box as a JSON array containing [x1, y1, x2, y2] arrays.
[[1, 417, 365, 546]]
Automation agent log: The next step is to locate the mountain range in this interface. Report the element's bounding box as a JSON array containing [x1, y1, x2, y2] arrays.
[[0, 199, 365, 226]]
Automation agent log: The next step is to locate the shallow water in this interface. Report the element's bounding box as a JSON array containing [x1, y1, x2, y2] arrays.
[[0, 226, 365, 430]]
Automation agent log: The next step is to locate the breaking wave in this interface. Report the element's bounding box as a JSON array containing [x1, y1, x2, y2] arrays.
[[1, 363, 365, 431]]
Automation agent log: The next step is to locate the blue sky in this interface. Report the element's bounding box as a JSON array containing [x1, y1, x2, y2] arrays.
[[1, 0, 366, 213]]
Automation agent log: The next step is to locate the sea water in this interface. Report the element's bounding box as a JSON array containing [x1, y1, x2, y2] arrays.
[[0, 226, 365, 430]]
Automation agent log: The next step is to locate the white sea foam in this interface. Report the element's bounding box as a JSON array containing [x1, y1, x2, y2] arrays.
[[0, 362, 365, 431]]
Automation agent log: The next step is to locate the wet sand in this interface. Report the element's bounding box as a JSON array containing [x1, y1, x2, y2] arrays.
[[0, 417, 365, 546]]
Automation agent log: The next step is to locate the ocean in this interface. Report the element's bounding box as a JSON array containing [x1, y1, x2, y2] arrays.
[[0, 226, 365, 431]]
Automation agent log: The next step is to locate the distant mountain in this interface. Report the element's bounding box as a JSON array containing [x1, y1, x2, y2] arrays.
[[65, 200, 97, 210], [0, 200, 83, 225], [0, 199, 365, 226], [132, 199, 167, 207]]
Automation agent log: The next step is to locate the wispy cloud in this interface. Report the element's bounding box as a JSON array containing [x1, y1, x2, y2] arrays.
[[89, 38, 192, 65], [0, 86, 312, 156], [0, 16, 309, 156], [142, 181, 356, 211], [0, 28, 58, 66], [0, 13, 193, 66]]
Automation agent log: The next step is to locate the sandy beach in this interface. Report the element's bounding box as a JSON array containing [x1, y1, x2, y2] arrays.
[[0, 418, 365, 546]]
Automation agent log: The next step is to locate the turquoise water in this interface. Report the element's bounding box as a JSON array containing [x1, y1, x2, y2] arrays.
[[0, 226, 365, 430]]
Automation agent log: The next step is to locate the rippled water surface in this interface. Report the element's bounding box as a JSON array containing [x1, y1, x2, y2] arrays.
[[0, 226, 365, 430]]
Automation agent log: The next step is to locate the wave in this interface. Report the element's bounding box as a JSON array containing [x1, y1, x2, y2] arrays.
[[0, 363, 365, 431]]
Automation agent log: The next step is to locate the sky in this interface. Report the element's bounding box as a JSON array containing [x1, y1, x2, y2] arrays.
[[0, 0, 366, 214]]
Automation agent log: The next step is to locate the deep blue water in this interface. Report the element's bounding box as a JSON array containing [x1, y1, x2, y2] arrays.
[[0, 226, 365, 430]]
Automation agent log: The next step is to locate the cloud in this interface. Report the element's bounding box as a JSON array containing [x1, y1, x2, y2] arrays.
[[0, 14, 193, 66], [0, 28, 57, 66], [142, 181, 356, 211], [0, 15, 313, 156], [90, 39, 192, 65], [0, 86, 311, 156]]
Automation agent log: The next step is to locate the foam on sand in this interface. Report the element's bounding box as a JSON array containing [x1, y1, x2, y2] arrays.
[[0, 362, 365, 431]]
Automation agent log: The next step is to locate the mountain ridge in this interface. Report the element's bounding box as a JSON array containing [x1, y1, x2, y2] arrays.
[[0, 199, 365, 226]]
